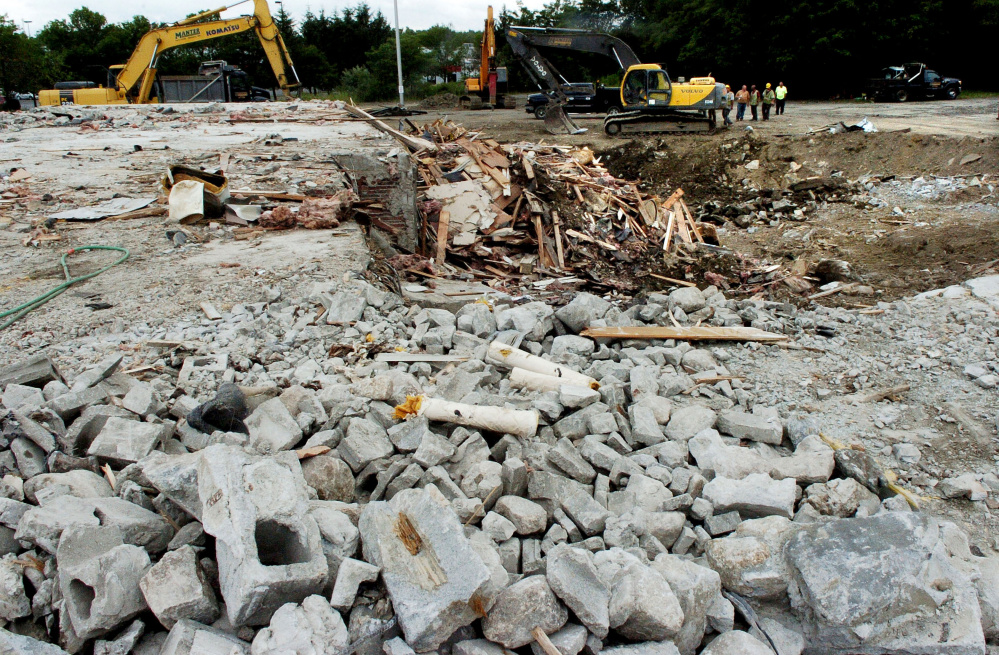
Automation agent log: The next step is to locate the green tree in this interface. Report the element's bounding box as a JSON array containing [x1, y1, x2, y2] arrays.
[[0, 16, 59, 99]]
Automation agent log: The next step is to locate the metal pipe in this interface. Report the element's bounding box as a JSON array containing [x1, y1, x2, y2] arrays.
[[393, 0, 404, 108], [176, 0, 249, 25]]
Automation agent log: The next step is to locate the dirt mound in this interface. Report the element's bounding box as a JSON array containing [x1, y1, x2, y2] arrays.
[[419, 93, 461, 109]]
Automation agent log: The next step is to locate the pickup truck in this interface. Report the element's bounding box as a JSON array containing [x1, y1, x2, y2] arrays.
[[525, 83, 622, 119], [868, 63, 961, 102]]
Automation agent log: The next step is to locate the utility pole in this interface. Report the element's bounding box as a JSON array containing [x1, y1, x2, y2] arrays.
[[393, 0, 404, 108]]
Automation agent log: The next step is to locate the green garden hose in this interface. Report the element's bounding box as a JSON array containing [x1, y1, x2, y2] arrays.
[[0, 245, 130, 331]]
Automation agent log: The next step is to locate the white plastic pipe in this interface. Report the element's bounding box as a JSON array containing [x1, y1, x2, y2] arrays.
[[509, 367, 564, 393], [487, 341, 598, 389], [397, 395, 538, 438]]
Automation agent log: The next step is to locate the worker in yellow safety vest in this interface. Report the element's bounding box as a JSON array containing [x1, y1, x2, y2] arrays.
[[775, 82, 788, 115]]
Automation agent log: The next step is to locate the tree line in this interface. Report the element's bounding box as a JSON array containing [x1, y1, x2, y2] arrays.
[[0, 5, 477, 102], [2, 0, 996, 103]]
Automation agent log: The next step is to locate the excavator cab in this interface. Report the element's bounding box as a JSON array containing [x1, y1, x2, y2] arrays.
[[621, 65, 672, 108]]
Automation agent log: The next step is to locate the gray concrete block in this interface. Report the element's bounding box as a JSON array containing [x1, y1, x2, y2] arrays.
[[198, 445, 328, 626], [140, 545, 219, 629], [250, 595, 348, 655], [89, 497, 174, 553], [359, 488, 490, 652], [57, 525, 151, 642], [245, 397, 303, 454], [339, 418, 394, 473], [159, 619, 249, 655], [481, 575, 568, 648], [88, 417, 169, 464], [329, 557, 380, 611]]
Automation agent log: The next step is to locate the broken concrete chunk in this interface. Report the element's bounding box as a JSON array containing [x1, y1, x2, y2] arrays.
[[329, 557, 380, 611], [244, 397, 303, 454], [197, 445, 327, 626], [555, 293, 612, 334], [15, 497, 100, 553], [786, 512, 985, 653], [700, 630, 772, 655], [702, 473, 796, 519], [608, 560, 684, 641], [664, 406, 717, 441], [0, 628, 69, 654], [160, 619, 250, 655], [140, 545, 219, 629], [0, 554, 30, 620], [90, 497, 174, 552], [339, 418, 394, 473], [705, 516, 797, 600], [494, 496, 547, 535], [651, 554, 721, 655], [2, 384, 45, 411], [70, 355, 123, 392], [561, 489, 611, 536], [301, 454, 355, 502], [57, 525, 151, 642], [481, 575, 568, 648], [88, 417, 169, 464], [251, 595, 348, 655], [141, 452, 202, 520], [546, 544, 610, 638], [716, 410, 782, 445], [359, 488, 490, 651]]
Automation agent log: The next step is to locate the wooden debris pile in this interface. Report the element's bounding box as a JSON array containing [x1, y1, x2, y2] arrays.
[[396, 117, 721, 288]]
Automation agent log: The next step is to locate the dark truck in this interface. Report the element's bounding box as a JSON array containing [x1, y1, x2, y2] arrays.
[[526, 83, 622, 119], [868, 63, 961, 102], [157, 61, 272, 103]]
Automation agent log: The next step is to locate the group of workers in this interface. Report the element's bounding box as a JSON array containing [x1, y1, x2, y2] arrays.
[[720, 82, 787, 126]]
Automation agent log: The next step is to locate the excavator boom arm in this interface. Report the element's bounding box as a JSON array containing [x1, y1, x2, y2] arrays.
[[115, 0, 298, 103], [508, 26, 642, 71], [505, 27, 571, 103]]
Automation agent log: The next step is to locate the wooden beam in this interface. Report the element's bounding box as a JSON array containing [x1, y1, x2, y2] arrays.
[[435, 210, 450, 265], [344, 104, 438, 153], [580, 326, 789, 342], [649, 273, 696, 287]]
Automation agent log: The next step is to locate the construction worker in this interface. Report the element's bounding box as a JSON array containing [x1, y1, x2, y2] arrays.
[[749, 84, 760, 121], [735, 85, 749, 121], [721, 84, 735, 126], [775, 81, 788, 115], [762, 83, 775, 121]]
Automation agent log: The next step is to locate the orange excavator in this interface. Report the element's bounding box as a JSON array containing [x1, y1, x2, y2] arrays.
[[460, 6, 514, 109], [39, 0, 298, 106]]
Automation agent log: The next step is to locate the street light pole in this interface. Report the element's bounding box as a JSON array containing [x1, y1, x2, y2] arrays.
[[393, 0, 404, 108], [23, 20, 32, 37]]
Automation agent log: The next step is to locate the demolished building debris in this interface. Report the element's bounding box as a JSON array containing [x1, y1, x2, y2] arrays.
[[1, 99, 999, 655]]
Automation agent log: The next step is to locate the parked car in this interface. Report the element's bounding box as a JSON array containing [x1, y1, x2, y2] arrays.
[[868, 63, 961, 102], [525, 82, 622, 119]]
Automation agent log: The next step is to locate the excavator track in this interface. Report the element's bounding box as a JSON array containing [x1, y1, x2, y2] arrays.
[[603, 110, 716, 136]]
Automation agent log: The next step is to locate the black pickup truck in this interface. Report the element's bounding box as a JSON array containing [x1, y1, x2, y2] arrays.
[[526, 83, 622, 119], [868, 63, 961, 102]]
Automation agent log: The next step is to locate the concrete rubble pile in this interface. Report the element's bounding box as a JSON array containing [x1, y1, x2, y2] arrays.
[[1, 275, 999, 655]]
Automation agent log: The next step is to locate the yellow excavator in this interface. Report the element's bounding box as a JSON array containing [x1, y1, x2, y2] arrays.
[[461, 6, 513, 109], [39, 0, 299, 106], [506, 26, 725, 135]]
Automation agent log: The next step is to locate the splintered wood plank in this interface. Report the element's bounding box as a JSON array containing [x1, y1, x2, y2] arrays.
[[660, 188, 684, 210], [679, 199, 704, 243], [435, 210, 450, 265], [580, 326, 789, 342], [552, 211, 565, 270]]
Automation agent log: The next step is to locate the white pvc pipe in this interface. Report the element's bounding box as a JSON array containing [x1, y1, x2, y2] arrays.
[[509, 367, 564, 393], [398, 395, 538, 438], [487, 341, 598, 389]]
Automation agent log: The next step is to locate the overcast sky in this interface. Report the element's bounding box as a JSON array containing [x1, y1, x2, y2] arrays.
[[4, 0, 546, 33]]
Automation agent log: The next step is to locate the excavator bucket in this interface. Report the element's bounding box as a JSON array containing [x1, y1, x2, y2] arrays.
[[544, 105, 587, 135]]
